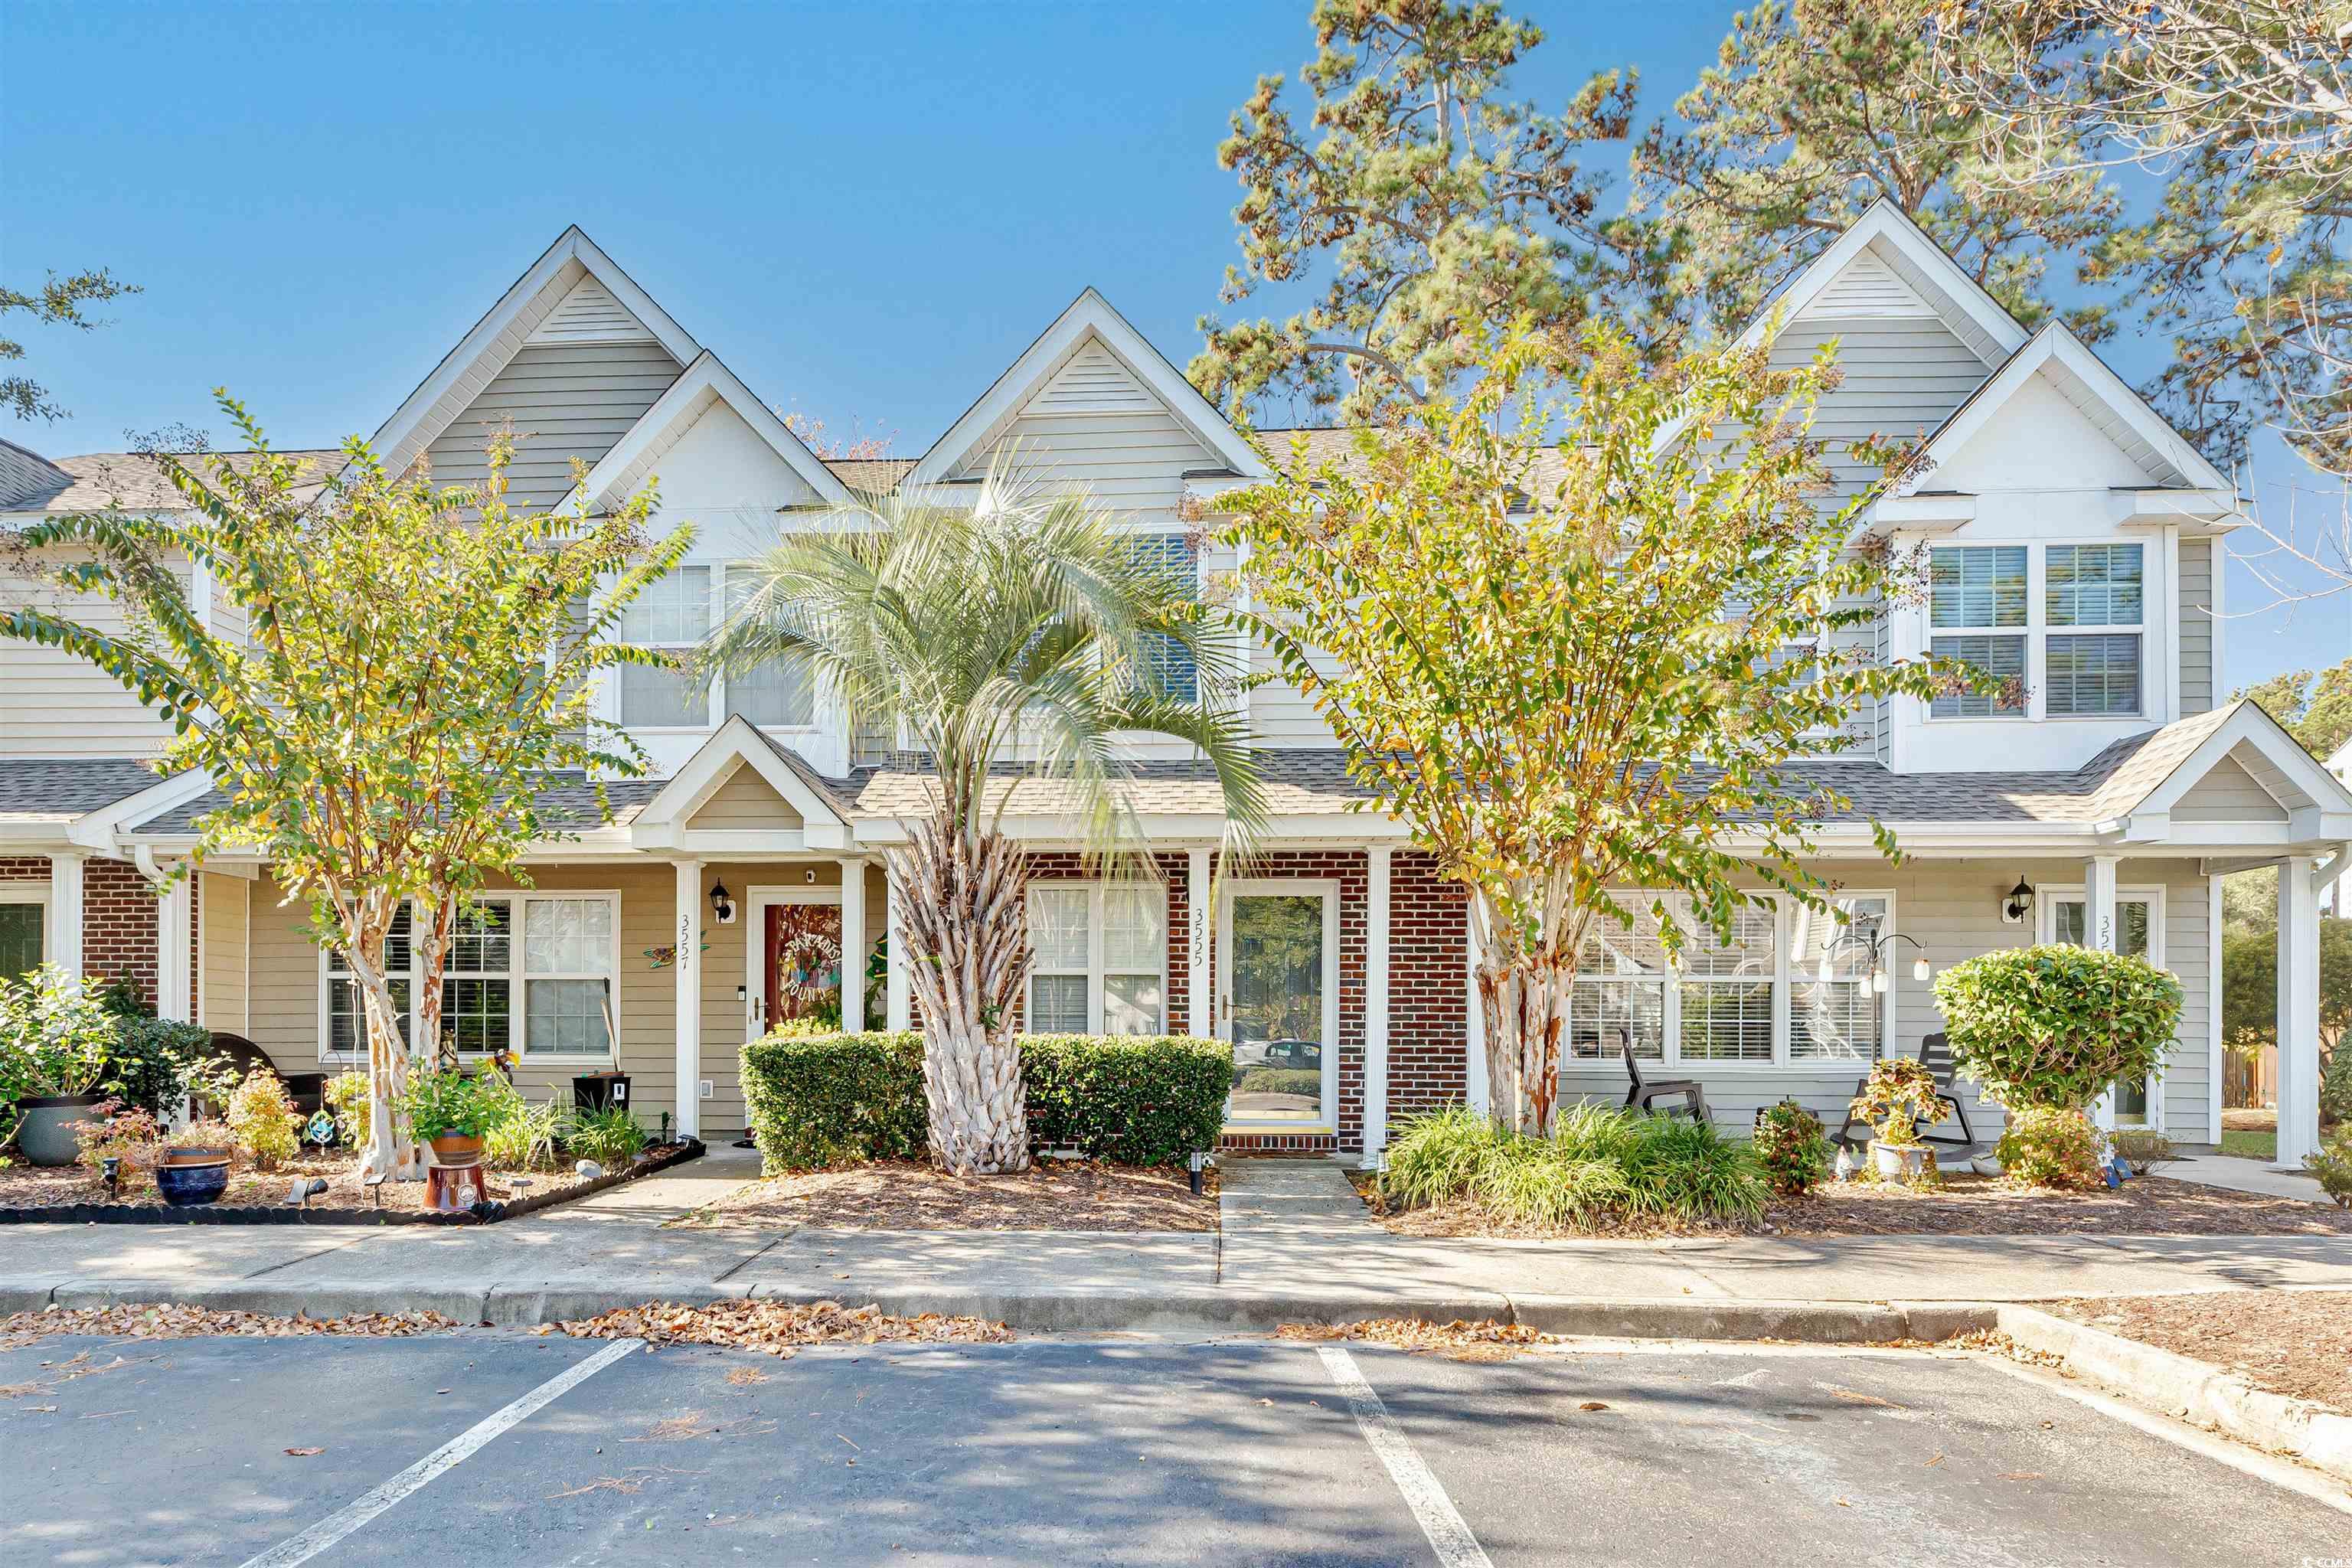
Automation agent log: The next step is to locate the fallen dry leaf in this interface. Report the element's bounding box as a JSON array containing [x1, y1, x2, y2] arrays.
[[1276, 1319, 1558, 1360], [1998, 1471, 2043, 1481], [555, 1300, 1011, 1359], [1577, 1401, 1609, 1412], [1, 1304, 459, 1351], [1825, 1387, 1905, 1410], [283, 1447, 325, 1457], [724, 1366, 769, 1387]]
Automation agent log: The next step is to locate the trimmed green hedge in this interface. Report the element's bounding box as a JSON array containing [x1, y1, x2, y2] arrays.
[[740, 1030, 1232, 1171]]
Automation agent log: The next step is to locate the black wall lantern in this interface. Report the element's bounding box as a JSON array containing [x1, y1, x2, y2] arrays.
[[2001, 877, 2035, 926], [710, 878, 737, 926]]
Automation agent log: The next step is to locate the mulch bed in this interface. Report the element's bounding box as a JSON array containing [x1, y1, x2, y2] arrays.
[[1357, 1173, 2352, 1240], [0, 1150, 590, 1215], [675, 1158, 1219, 1233], [2050, 1290, 2352, 1413]]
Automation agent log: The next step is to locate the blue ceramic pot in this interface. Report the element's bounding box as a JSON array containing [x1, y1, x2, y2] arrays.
[[155, 1158, 230, 1207]]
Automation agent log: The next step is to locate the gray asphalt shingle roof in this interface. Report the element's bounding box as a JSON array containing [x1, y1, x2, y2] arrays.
[[0, 448, 346, 514], [126, 773, 670, 836], [0, 758, 172, 824]]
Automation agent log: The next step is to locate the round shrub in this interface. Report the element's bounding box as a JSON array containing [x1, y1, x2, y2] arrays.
[[100, 1018, 215, 1116], [1995, 1106, 2105, 1191], [2309, 1125, 2352, 1209], [1751, 1099, 1830, 1197], [2323, 1043, 2351, 1129], [1934, 945, 2181, 1112], [226, 1068, 301, 1170]]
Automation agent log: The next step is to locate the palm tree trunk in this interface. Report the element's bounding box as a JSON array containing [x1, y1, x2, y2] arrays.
[[890, 812, 1032, 1174]]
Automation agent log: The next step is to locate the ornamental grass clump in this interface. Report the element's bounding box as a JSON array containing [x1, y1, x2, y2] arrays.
[[1933, 946, 2181, 1113], [1379, 1103, 1765, 1230]]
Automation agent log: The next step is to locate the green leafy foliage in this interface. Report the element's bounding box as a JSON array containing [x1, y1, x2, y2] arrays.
[[2309, 1127, 2352, 1210], [99, 1018, 215, 1117], [565, 1104, 649, 1167], [324, 1071, 372, 1148], [2221, 917, 2350, 1070], [70, 1099, 164, 1189], [1225, 322, 1970, 1134], [1849, 1058, 1942, 1149], [2235, 662, 2352, 763], [2108, 1128, 2179, 1178], [226, 1068, 300, 1171], [1994, 1106, 2106, 1191], [0, 963, 119, 1106], [1, 266, 141, 423], [482, 1098, 566, 1173], [2326, 1037, 2352, 1129], [739, 1031, 1234, 1173], [1934, 945, 2183, 1112], [1378, 1104, 1766, 1230], [1750, 1099, 1831, 1197], [399, 1067, 500, 1142], [1017, 1034, 1232, 1168]]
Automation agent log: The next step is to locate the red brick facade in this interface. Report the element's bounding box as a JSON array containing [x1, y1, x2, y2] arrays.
[[1386, 851, 1470, 1132], [0, 854, 194, 1018]]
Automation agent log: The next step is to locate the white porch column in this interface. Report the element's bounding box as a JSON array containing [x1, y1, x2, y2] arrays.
[[155, 868, 193, 1023], [838, 858, 866, 1034], [1464, 895, 1488, 1116], [674, 858, 703, 1141], [1363, 845, 1393, 1166], [46, 853, 83, 982], [884, 872, 911, 1032], [1187, 848, 1213, 1038], [2086, 854, 2121, 1129], [2276, 855, 2321, 1168]]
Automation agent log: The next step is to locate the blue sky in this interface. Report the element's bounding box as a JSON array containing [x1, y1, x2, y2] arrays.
[[3, 1, 2341, 688]]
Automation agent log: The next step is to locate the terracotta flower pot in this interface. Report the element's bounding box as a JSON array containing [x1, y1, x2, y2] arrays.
[[1869, 1141, 1936, 1181], [429, 1133, 483, 1166], [159, 1145, 234, 1168]]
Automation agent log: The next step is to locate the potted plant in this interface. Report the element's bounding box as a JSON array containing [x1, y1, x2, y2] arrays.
[[1849, 1058, 1942, 1181], [2, 964, 120, 1166], [155, 1119, 237, 1206], [403, 1067, 495, 1164]]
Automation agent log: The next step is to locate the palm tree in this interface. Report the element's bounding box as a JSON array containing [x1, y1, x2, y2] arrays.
[[704, 466, 1265, 1174]]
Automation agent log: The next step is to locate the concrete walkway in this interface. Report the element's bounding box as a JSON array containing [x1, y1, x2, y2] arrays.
[[2163, 1151, 2333, 1204], [2, 1152, 2348, 1336]]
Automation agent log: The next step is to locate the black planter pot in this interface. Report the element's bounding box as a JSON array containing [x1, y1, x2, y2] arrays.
[[15, 1094, 103, 1167]]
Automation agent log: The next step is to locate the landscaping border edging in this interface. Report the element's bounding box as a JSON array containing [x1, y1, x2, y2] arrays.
[[0, 1138, 705, 1227], [1993, 1302, 2352, 1484]]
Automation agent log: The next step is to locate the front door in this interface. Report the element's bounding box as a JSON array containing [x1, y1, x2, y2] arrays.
[[760, 899, 844, 1034], [2047, 890, 2160, 1125], [1220, 880, 1340, 1129]]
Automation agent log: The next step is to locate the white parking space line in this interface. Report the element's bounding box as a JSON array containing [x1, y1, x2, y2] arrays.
[[1317, 1345, 1494, 1568], [237, 1338, 643, 1568]]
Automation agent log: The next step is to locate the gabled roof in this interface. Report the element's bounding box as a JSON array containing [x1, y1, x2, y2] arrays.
[[630, 716, 851, 850], [905, 289, 1269, 488], [0, 448, 343, 515], [0, 438, 74, 510], [0, 758, 172, 827], [1737, 198, 2029, 365], [2092, 699, 2352, 841], [1897, 323, 2235, 497], [368, 226, 701, 482], [570, 351, 854, 514]]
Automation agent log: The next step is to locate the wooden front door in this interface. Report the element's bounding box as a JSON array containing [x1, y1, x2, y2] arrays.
[[764, 901, 846, 1031]]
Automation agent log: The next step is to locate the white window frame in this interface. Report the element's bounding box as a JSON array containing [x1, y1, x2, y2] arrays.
[[1566, 891, 1901, 1073], [0, 882, 51, 972], [616, 563, 714, 733], [317, 891, 622, 1067], [1784, 891, 1898, 1068], [1218, 877, 1341, 1131], [1926, 541, 2147, 724], [2040, 884, 2167, 1129], [1023, 880, 1171, 1037], [716, 560, 822, 736]]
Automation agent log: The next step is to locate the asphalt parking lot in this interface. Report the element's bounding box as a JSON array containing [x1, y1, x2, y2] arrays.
[[3, 1330, 2344, 1566]]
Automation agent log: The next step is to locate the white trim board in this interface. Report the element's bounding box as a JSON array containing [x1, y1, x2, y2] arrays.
[[571, 350, 852, 514]]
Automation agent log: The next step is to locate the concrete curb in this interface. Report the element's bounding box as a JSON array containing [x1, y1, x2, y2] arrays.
[[1994, 1304, 2352, 1485], [1507, 1295, 1996, 1344]]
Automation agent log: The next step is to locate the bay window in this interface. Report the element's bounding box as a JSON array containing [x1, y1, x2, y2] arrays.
[[322, 893, 617, 1060], [1567, 893, 1898, 1069], [1927, 542, 2143, 720], [1025, 883, 1167, 1035]]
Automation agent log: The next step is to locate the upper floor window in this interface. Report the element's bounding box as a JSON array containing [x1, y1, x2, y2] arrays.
[[721, 570, 816, 729], [1128, 535, 1198, 704], [618, 566, 711, 728], [1928, 543, 2142, 720]]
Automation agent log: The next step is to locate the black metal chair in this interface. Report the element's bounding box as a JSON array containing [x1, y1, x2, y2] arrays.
[[1622, 1047, 1708, 1122], [1833, 1031, 1977, 1152]]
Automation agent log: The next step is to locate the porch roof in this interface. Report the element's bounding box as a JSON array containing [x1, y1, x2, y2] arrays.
[[0, 757, 172, 825]]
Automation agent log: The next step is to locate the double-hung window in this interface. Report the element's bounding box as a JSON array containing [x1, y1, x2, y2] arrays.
[[0, 885, 46, 982], [1928, 543, 2143, 720], [323, 894, 616, 1060], [618, 566, 710, 728], [1786, 896, 1889, 1062], [1127, 534, 1199, 704], [720, 567, 817, 728], [1674, 900, 1777, 1063], [1025, 883, 1167, 1035]]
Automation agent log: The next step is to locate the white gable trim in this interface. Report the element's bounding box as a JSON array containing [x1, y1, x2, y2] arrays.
[[572, 351, 854, 514], [1897, 325, 2235, 498], [1737, 200, 2028, 364], [72, 767, 217, 853], [2117, 703, 2352, 844], [907, 289, 1269, 488], [631, 717, 849, 850], [369, 227, 701, 480]]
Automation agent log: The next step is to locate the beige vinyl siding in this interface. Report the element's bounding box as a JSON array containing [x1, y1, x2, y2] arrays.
[[683, 763, 804, 831], [1, 564, 175, 759], [421, 341, 682, 512], [198, 872, 248, 1034], [2171, 754, 2288, 822], [2177, 538, 2215, 714]]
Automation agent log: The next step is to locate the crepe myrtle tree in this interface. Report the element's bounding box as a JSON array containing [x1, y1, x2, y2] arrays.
[[1223, 323, 1979, 1135], [705, 463, 1266, 1175], [0, 397, 688, 1180]]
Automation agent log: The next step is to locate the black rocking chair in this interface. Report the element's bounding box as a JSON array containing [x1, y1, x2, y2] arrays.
[[1834, 1031, 1978, 1152], [1622, 1048, 1709, 1122]]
